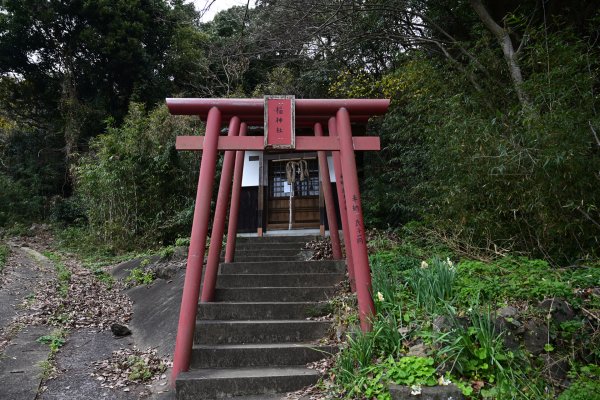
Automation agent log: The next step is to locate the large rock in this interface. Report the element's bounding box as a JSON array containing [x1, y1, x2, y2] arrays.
[[538, 298, 574, 324], [493, 306, 524, 351], [496, 306, 518, 319], [407, 343, 428, 357], [433, 315, 452, 333], [523, 320, 549, 355]]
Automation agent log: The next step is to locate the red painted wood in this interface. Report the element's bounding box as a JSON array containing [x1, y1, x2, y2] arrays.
[[328, 117, 356, 292], [237, 115, 372, 126], [166, 98, 390, 116], [171, 107, 222, 383], [336, 108, 375, 332], [225, 123, 247, 263], [175, 135, 380, 151], [201, 117, 240, 303], [314, 123, 342, 260]]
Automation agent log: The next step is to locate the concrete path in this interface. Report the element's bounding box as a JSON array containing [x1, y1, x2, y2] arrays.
[[0, 244, 53, 400], [39, 329, 146, 400]]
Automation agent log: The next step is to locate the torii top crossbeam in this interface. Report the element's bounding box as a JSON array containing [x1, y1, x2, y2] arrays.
[[168, 96, 390, 384], [167, 97, 390, 119]]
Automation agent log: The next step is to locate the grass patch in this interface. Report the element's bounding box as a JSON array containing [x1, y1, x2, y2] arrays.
[[0, 243, 9, 273], [43, 251, 71, 296], [37, 328, 67, 381], [455, 257, 600, 306]]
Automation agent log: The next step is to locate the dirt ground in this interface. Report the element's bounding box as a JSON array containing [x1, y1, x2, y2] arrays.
[[0, 232, 178, 400]]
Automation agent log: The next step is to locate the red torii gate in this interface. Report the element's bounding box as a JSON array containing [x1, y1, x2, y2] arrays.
[[167, 97, 390, 382]]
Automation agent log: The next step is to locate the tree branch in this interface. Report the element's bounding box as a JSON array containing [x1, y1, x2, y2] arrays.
[[470, 0, 533, 112]]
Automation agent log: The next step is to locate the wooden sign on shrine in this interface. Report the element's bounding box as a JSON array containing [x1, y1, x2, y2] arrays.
[[264, 95, 295, 149], [166, 96, 390, 382]]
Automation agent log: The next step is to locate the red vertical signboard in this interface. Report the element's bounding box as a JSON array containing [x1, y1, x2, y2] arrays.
[[264, 95, 295, 149]]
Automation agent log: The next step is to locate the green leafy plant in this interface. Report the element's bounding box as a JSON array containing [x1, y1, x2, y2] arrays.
[[127, 355, 154, 381], [0, 243, 9, 272], [175, 237, 190, 247], [126, 267, 155, 286], [433, 306, 539, 398], [384, 356, 437, 386], [37, 330, 66, 353], [559, 365, 600, 400], [158, 246, 175, 258], [406, 257, 456, 313]]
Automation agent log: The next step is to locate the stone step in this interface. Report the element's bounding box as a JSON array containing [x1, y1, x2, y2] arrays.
[[191, 343, 336, 368], [236, 236, 316, 243], [197, 302, 331, 320], [176, 367, 320, 400], [214, 287, 337, 302], [216, 273, 345, 288], [220, 251, 306, 262], [227, 249, 303, 257], [194, 320, 331, 344], [220, 260, 345, 275], [231, 243, 305, 252]]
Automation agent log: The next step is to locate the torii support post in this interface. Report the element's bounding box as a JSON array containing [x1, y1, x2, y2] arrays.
[[328, 117, 356, 292], [202, 117, 241, 302], [314, 123, 342, 260], [171, 106, 221, 382], [224, 123, 247, 263], [336, 108, 375, 332]]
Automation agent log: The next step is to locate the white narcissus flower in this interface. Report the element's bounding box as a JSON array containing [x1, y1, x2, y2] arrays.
[[377, 292, 384, 302], [420, 260, 429, 269], [438, 376, 452, 386], [446, 257, 454, 267], [410, 384, 422, 395]]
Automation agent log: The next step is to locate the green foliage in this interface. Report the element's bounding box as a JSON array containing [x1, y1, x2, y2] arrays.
[[175, 237, 190, 247], [337, 18, 600, 262], [406, 257, 456, 313], [43, 251, 71, 297], [158, 246, 175, 259], [385, 356, 437, 386], [75, 103, 199, 250], [0, 125, 64, 226], [455, 257, 600, 305], [0, 0, 202, 225], [126, 354, 166, 382], [434, 306, 542, 399], [0, 243, 8, 272], [558, 365, 600, 400], [126, 267, 155, 286], [37, 330, 66, 353]]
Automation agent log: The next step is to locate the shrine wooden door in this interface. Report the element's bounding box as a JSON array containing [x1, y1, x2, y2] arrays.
[[267, 158, 320, 229]]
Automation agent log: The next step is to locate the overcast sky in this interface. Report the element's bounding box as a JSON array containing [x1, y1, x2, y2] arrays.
[[188, 0, 253, 22]]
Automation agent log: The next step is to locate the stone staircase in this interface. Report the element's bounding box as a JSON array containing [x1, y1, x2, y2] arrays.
[[176, 236, 345, 399]]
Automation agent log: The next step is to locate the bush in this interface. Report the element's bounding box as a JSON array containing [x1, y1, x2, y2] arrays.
[[75, 103, 200, 250]]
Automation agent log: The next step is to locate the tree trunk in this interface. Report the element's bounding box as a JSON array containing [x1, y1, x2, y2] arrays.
[[470, 0, 533, 112]]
